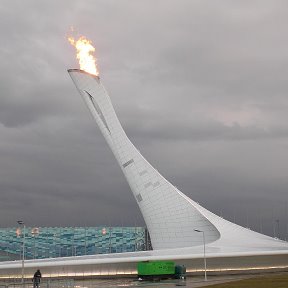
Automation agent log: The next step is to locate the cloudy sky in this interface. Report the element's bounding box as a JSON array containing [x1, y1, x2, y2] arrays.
[[0, 0, 288, 239]]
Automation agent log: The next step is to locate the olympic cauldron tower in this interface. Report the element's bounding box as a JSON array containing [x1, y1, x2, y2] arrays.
[[68, 69, 288, 253]]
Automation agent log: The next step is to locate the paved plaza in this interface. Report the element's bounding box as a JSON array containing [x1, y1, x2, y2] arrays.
[[1, 272, 288, 288]]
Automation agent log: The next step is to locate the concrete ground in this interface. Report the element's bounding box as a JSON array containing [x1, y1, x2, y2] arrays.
[[71, 272, 288, 288], [1, 272, 288, 288], [73, 275, 253, 288]]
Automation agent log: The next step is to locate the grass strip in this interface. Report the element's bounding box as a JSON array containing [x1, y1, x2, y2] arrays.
[[205, 274, 288, 288]]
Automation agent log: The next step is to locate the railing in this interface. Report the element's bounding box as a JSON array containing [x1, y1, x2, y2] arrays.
[[0, 279, 74, 288], [45, 279, 74, 288]]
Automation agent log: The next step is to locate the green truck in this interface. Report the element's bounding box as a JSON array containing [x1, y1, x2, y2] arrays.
[[137, 261, 186, 280]]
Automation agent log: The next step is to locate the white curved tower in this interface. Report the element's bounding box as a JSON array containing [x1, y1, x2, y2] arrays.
[[68, 69, 288, 252]]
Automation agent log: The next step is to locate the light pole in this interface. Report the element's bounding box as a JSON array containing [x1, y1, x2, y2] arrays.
[[194, 229, 207, 281], [53, 233, 58, 258], [84, 227, 87, 255], [31, 227, 39, 259], [17, 220, 25, 284], [276, 219, 280, 239]]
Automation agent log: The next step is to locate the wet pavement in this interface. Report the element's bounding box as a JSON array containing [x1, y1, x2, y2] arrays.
[[73, 275, 250, 288], [3, 273, 282, 288]]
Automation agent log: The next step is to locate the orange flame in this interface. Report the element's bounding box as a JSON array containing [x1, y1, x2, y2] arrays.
[[68, 35, 99, 76]]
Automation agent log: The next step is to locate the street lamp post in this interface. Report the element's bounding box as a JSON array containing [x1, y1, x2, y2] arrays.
[[276, 219, 280, 239], [53, 233, 58, 258], [84, 227, 87, 255], [194, 229, 207, 281], [31, 227, 39, 259], [17, 220, 25, 284]]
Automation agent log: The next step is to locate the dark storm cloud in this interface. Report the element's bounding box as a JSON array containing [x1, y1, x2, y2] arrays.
[[124, 109, 288, 142], [0, 0, 287, 238]]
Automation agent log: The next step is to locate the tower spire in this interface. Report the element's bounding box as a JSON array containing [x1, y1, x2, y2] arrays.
[[68, 69, 220, 249]]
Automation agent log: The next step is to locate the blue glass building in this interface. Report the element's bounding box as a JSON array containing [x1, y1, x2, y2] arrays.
[[0, 226, 151, 261]]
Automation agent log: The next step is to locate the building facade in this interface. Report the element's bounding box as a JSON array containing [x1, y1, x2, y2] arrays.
[[0, 226, 151, 260]]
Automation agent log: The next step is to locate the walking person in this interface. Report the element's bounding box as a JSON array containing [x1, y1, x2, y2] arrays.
[[32, 269, 42, 288]]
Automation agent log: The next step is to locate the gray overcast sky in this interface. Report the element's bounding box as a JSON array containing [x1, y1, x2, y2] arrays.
[[0, 0, 288, 238]]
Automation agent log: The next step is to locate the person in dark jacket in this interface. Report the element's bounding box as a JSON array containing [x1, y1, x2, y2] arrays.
[[33, 269, 42, 288]]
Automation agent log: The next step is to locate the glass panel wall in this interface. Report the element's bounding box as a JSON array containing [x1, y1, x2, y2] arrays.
[[0, 227, 151, 261]]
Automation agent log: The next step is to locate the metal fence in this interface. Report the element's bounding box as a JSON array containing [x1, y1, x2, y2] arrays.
[[0, 279, 74, 288]]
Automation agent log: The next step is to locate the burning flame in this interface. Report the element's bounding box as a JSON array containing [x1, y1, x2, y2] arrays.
[[68, 35, 99, 76]]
